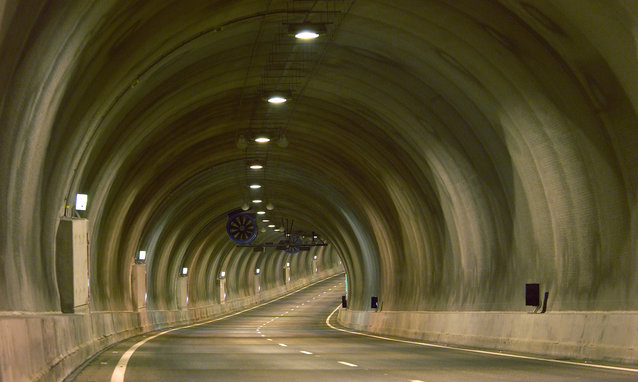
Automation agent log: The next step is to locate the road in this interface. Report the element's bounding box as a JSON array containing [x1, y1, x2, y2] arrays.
[[70, 275, 637, 381]]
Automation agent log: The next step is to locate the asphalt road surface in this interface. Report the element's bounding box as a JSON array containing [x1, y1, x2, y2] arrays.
[[70, 275, 638, 381]]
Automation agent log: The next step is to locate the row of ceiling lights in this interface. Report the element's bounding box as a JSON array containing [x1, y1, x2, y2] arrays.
[[239, 24, 325, 232]]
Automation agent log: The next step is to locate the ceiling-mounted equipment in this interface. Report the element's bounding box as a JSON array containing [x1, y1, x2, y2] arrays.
[[287, 23, 327, 40], [267, 95, 287, 104], [236, 218, 328, 253], [226, 211, 258, 244]]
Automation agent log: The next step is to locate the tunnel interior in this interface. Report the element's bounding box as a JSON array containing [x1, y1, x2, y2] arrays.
[[1, 1, 638, 380]]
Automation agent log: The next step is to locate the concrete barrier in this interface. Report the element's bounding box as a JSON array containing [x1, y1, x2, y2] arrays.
[[0, 268, 342, 382], [337, 309, 638, 364]]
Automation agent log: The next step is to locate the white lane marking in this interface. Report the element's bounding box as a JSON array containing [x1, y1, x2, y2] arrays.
[[110, 274, 344, 382], [267, 338, 273, 341], [410, 380, 425, 382], [279, 343, 287, 347], [338, 361, 358, 367], [325, 305, 638, 374], [300, 350, 313, 355], [261, 334, 265, 337]]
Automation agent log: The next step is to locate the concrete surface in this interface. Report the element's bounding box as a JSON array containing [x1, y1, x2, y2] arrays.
[[70, 276, 638, 381], [338, 308, 638, 364], [2, 1, 638, 380]]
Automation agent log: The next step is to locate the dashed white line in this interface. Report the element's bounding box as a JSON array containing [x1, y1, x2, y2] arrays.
[[279, 343, 287, 347], [300, 350, 313, 355], [110, 274, 345, 382], [338, 361, 358, 367], [266, 338, 273, 341]]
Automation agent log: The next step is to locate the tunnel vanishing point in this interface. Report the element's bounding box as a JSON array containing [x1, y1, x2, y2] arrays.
[[2, 1, 638, 380]]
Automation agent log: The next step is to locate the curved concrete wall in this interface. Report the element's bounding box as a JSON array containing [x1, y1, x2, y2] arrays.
[[1, 0, 638, 379]]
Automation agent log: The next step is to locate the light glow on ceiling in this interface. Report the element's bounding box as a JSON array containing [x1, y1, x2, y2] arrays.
[[267, 96, 287, 104], [295, 30, 320, 40]]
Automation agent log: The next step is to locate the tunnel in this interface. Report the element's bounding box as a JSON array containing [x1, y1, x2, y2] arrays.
[[1, 1, 638, 380]]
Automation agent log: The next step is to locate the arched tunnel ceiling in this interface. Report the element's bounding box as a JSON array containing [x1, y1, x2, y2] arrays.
[[1, 0, 638, 313]]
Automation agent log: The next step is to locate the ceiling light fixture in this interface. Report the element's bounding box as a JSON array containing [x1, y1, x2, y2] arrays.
[[257, 211, 266, 215], [295, 30, 320, 40], [255, 137, 270, 143], [268, 224, 276, 228], [267, 95, 287, 104], [288, 23, 326, 40], [252, 199, 262, 204], [250, 184, 261, 189], [250, 164, 263, 170]]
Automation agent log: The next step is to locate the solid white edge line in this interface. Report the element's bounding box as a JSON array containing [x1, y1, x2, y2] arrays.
[[110, 273, 343, 382], [325, 305, 638, 374]]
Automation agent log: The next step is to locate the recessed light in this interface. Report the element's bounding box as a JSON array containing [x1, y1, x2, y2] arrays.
[[252, 199, 262, 204], [257, 211, 266, 215], [250, 184, 261, 189], [262, 219, 270, 222], [250, 164, 263, 169], [295, 30, 319, 40], [267, 96, 287, 104], [268, 224, 276, 228], [255, 137, 270, 143]]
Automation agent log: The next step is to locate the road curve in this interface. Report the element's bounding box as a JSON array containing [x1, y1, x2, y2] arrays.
[[70, 275, 637, 381]]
